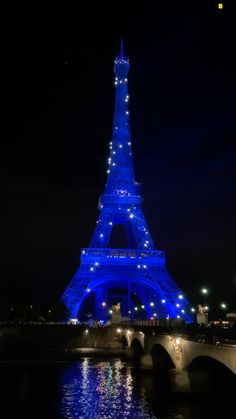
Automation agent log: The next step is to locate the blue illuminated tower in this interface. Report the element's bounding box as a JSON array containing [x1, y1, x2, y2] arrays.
[[62, 41, 191, 322]]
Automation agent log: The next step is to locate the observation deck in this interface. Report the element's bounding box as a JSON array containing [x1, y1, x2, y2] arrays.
[[81, 248, 165, 266]]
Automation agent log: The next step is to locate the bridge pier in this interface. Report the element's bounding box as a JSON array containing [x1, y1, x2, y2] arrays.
[[169, 369, 211, 394], [123, 347, 134, 359], [140, 354, 153, 369]]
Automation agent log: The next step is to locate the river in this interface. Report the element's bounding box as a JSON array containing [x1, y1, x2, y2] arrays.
[[0, 358, 233, 418]]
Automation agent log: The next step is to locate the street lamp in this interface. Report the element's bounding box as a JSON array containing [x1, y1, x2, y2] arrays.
[[201, 288, 208, 295], [220, 303, 227, 310]]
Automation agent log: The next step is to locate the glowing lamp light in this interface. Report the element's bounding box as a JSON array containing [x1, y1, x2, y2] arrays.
[[141, 305, 145, 309], [218, 3, 223, 9], [178, 295, 183, 300], [134, 307, 138, 311], [129, 213, 135, 219], [109, 310, 113, 314], [85, 329, 89, 334], [86, 288, 91, 293], [181, 309, 185, 313], [100, 233, 104, 238], [220, 303, 227, 309], [161, 299, 166, 304], [201, 288, 208, 294], [102, 302, 106, 307], [95, 262, 99, 266], [90, 267, 94, 272], [191, 308, 195, 312], [205, 306, 209, 311], [176, 303, 180, 308], [117, 328, 122, 333], [153, 313, 157, 317], [109, 221, 113, 226], [150, 302, 154, 307], [177, 315, 181, 319]]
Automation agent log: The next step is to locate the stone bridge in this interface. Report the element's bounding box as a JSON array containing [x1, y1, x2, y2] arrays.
[[119, 323, 236, 393]]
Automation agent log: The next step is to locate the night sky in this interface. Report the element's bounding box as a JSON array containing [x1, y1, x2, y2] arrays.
[[1, 2, 236, 315]]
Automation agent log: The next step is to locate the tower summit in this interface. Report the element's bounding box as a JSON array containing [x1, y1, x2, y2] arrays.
[[62, 43, 191, 322], [104, 39, 137, 198]]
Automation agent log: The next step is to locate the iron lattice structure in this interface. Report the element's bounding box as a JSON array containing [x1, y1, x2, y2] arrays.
[[62, 42, 191, 322]]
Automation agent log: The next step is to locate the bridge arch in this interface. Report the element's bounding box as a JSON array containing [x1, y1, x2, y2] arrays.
[[187, 355, 236, 393], [151, 343, 176, 371], [131, 338, 145, 357], [121, 335, 129, 348]]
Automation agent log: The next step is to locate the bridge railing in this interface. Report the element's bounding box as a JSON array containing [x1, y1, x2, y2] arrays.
[[120, 318, 185, 328]]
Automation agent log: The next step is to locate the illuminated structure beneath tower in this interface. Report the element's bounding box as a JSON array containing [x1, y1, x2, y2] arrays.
[[62, 41, 191, 322]]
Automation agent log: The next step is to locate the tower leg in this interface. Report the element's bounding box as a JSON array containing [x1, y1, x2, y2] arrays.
[[128, 279, 132, 318], [95, 288, 105, 321]]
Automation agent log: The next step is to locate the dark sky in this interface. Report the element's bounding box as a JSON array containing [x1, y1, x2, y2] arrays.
[[1, 1, 236, 313]]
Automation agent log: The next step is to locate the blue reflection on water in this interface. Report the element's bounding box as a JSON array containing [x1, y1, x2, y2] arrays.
[[60, 359, 155, 418]]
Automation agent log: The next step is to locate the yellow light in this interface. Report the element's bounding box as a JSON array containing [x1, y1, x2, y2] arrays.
[[218, 3, 223, 9]]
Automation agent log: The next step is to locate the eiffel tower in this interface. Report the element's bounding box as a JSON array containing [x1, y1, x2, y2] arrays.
[[62, 41, 191, 322]]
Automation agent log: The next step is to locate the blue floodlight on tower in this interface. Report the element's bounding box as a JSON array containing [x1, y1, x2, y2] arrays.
[[61, 41, 191, 322]]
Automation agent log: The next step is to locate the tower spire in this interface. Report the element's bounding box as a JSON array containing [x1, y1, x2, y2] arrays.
[[104, 40, 137, 197], [119, 38, 124, 58]]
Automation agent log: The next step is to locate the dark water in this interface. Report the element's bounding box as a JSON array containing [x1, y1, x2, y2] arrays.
[[0, 358, 233, 419]]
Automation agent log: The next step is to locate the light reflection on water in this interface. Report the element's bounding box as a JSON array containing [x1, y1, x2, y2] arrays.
[[60, 359, 154, 418], [0, 358, 232, 418]]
